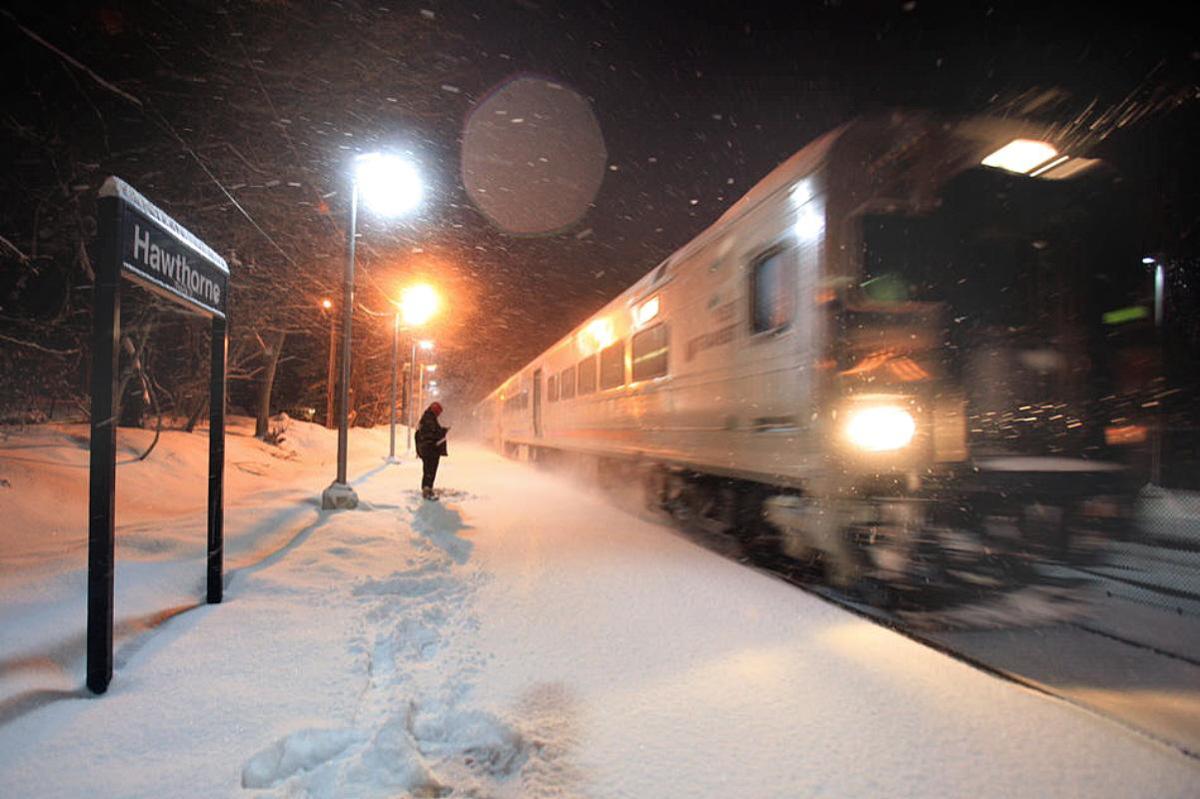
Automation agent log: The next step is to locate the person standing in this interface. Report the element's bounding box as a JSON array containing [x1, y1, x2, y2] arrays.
[[414, 401, 449, 500]]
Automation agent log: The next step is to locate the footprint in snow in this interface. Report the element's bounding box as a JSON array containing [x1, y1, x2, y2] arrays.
[[410, 501, 474, 565]]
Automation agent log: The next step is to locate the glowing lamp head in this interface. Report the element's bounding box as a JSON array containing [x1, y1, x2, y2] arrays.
[[981, 139, 1058, 175], [844, 405, 916, 452], [419, 340, 435, 351], [321, 299, 333, 310], [356, 153, 423, 217], [400, 284, 439, 327], [425, 364, 437, 373]]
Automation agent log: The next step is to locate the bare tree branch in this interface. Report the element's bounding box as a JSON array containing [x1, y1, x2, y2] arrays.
[[0, 234, 30, 263], [1, 9, 144, 108], [0, 332, 79, 356]]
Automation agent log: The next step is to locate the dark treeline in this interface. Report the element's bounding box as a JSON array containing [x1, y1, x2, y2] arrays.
[[1, 1, 1196, 445]]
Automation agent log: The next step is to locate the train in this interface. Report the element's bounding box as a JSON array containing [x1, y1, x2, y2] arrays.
[[475, 109, 1143, 601]]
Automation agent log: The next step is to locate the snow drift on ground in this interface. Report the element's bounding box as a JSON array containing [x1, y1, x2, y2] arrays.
[[1, 418, 1196, 797]]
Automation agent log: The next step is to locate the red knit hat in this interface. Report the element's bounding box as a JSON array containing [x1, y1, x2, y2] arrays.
[[429, 402, 443, 415]]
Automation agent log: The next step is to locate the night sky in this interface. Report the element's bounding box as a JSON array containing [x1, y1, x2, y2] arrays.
[[2, 0, 1196, 407]]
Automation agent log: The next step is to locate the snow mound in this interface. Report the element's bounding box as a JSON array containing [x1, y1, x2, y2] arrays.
[[241, 727, 363, 789], [342, 715, 439, 797], [408, 700, 529, 775]]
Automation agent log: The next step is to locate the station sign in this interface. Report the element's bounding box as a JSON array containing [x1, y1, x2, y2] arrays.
[[100, 176, 228, 317], [88, 177, 230, 695]]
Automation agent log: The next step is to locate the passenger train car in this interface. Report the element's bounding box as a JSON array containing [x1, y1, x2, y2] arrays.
[[476, 110, 1139, 596]]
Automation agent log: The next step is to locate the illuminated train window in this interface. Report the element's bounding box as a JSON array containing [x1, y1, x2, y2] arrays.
[[750, 245, 796, 334], [577, 355, 598, 394], [600, 340, 626, 389], [632, 323, 669, 381]]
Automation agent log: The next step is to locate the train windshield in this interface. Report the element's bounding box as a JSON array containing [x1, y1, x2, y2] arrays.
[[859, 167, 1143, 333], [856, 167, 1146, 456]]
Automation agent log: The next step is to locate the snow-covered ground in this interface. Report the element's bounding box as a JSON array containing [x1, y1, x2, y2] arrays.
[[1, 419, 1197, 797]]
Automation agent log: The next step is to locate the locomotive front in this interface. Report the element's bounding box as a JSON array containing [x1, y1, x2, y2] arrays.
[[781, 114, 1144, 593]]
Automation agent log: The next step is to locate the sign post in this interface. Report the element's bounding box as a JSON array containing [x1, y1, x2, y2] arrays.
[[87, 177, 230, 694]]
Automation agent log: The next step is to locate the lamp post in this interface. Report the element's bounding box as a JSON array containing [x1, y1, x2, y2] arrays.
[[387, 312, 401, 463], [322, 153, 423, 510], [321, 299, 336, 429], [408, 339, 434, 454], [417, 363, 437, 420], [387, 287, 439, 461]]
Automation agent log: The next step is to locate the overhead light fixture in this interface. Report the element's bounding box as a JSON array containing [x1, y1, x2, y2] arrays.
[[634, 295, 660, 327], [981, 139, 1058, 175], [355, 153, 423, 217]]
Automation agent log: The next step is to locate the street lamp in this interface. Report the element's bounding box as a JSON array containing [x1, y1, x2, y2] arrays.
[[322, 153, 423, 510]]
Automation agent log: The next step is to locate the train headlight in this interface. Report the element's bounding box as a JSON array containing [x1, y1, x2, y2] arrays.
[[844, 405, 916, 452]]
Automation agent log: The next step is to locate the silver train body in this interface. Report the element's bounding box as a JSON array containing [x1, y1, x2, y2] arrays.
[[476, 111, 1134, 592]]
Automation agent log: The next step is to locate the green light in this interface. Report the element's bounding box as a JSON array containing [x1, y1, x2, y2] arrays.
[[1102, 306, 1148, 325], [861, 273, 909, 304]]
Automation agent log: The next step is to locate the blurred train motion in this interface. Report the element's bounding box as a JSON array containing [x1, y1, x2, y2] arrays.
[[475, 110, 1164, 604]]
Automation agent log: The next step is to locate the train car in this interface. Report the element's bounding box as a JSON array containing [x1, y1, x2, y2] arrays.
[[477, 110, 1139, 595]]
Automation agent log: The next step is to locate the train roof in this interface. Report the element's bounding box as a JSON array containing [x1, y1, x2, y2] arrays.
[[477, 110, 1107, 406]]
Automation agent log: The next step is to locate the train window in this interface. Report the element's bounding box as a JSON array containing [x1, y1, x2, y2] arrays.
[[750, 245, 796, 334], [548, 374, 558, 402], [504, 392, 527, 414], [632, 323, 669, 381], [577, 355, 597, 394], [600, 340, 626, 389], [560, 365, 576, 399]]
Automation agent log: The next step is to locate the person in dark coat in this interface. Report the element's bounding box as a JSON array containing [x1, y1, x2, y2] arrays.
[[414, 401, 449, 499]]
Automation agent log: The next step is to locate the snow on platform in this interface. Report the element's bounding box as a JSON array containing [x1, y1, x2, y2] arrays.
[[1, 421, 1196, 797]]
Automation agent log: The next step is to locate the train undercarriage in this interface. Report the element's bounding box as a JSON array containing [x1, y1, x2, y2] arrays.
[[513, 443, 1125, 611]]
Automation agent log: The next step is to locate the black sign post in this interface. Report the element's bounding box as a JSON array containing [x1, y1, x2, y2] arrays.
[[87, 177, 229, 694]]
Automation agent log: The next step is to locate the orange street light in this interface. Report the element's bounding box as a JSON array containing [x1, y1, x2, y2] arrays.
[[400, 283, 440, 327]]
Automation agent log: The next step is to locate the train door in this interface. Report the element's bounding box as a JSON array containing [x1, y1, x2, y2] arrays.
[[532, 368, 543, 437]]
